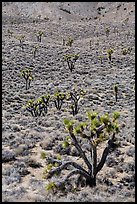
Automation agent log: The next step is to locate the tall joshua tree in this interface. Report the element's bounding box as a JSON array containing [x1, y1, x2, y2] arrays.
[[45, 111, 121, 191]]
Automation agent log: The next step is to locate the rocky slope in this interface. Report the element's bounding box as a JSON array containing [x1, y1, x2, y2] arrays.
[[2, 2, 135, 202]]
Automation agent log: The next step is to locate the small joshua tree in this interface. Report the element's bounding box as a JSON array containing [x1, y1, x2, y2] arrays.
[[90, 40, 92, 49], [25, 94, 50, 117], [67, 88, 86, 116], [113, 84, 118, 102], [36, 31, 44, 42], [66, 37, 74, 47], [7, 29, 13, 38], [105, 27, 110, 37], [21, 69, 33, 90], [98, 55, 104, 64], [63, 38, 65, 46], [36, 95, 51, 115], [63, 54, 79, 72], [53, 90, 66, 110], [45, 110, 121, 191], [16, 35, 25, 50], [33, 45, 39, 58], [106, 49, 114, 62], [122, 47, 132, 55]]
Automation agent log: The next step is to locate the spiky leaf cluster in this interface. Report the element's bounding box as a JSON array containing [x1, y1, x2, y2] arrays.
[[64, 110, 120, 146]]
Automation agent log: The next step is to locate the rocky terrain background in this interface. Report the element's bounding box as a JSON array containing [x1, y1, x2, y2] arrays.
[[2, 2, 135, 202]]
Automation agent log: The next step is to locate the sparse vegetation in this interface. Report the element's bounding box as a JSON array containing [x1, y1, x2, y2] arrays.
[[2, 2, 135, 202]]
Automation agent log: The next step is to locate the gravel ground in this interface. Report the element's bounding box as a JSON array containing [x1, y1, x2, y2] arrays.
[[2, 2, 135, 202]]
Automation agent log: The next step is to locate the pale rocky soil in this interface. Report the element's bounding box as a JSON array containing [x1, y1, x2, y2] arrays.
[[2, 2, 135, 202]]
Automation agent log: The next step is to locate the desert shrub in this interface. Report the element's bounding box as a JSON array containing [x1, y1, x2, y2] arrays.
[[45, 110, 121, 191], [63, 53, 79, 72], [21, 69, 33, 90]]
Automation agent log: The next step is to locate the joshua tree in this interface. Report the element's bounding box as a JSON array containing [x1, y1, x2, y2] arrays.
[[7, 29, 13, 38], [36, 31, 44, 42], [106, 49, 114, 62], [90, 40, 92, 49], [113, 84, 118, 102], [98, 55, 104, 64], [66, 37, 74, 47], [24, 94, 50, 117], [105, 27, 110, 37], [53, 90, 66, 110], [122, 47, 132, 55], [21, 69, 33, 90], [44, 110, 121, 191], [33, 45, 39, 58], [63, 54, 79, 72], [63, 38, 65, 46], [67, 88, 86, 116], [16, 35, 25, 50], [36, 95, 51, 115]]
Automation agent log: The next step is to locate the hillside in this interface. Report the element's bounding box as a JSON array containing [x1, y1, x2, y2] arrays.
[[2, 2, 135, 202]]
